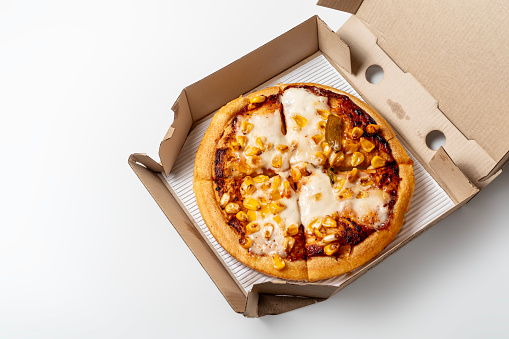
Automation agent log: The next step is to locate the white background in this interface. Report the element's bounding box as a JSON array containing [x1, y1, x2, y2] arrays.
[[1, 0, 508, 338]]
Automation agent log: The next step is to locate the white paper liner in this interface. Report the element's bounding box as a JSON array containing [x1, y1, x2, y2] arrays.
[[162, 55, 455, 292]]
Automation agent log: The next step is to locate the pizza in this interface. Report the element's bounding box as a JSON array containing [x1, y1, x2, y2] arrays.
[[193, 83, 414, 281]]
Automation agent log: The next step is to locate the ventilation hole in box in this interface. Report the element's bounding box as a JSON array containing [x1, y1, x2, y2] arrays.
[[426, 130, 446, 151], [365, 65, 384, 84]]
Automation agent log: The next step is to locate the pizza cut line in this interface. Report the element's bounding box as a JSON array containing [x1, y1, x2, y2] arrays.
[[193, 83, 415, 282]]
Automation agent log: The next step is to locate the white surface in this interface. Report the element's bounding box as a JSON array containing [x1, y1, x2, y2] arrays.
[[1, 0, 508, 338]]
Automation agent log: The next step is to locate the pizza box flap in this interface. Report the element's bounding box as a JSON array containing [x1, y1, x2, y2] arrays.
[[318, 0, 509, 182]]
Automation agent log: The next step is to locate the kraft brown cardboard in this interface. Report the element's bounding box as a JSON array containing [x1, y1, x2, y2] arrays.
[[130, 3, 506, 316]]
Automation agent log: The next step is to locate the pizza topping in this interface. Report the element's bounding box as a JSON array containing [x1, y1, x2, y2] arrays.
[[273, 254, 285, 270], [241, 121, 254, 134], [286, 224, 299, 236], [323, 234, 339, 243], [225, 202, 240, 214], [246, 222, 260, 234], [283, 237, 296, 252], [236, 211, 248, 222], [240, 237, 252, 249], [291, 114, 308, 129], [209, 85, 409, 273], [351, 126, 364, 139], [249, 95, 266, 104], [243, 198, 261, 210], [366, 123, 380, 134], [325, 113, 342, 151], [371, 156, 387, 169], [219, 192, 230, 207], [324, 243, 339, 256], [360, 138, 375, 152], [351, 152, 365, 167]]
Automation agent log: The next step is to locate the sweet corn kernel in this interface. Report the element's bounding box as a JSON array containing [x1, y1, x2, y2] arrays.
[[245, 222, 260, 235], [317, 120, 326, 133], [360, 139, 375, 152], [249, 95, 266, 104], [314, 227, 324, 238], [241, 177, 256, 196], [269, 201, 286, 214], [334, 178, 346, 191], [371, 156, 386, 168], [361, 179, 374, 187], [309, 217, 323, 229], [241, 120, 254, 134], [322, 143, 332, 157], [324, 243, 339, 256], [260, 182, 271, 191], [266, 142, 273, 151], [316, 109, 330, 119], [286, 224, 299, 236], [315, 151, 326, 165], [283, 237, 296, 252], [255, 137, 266, 150], [271, 154, 282, 168], [290, 140, 299, 151], [231, 141, 241, 151], [356, 190, 369, 199], [329, 151, 345, 166], [348, 168, 358, 182], [273, 254, 285, 270], [351, 152, 365, 167], [247, 155, 261, 168], [272, 215, 282, 225], [351, 126, 364, 139], [323, 234, 339, 243], [238, 163, 253, 175], [271, 189, 281, 200], [291, 167, 302, 181], [311, 134, 324, 144], [322, 216, 337, 228], [253, 175, 269, 183], [247, 210, 257, 222], [366, 124, 380, 134], [276, 144, 289, 153], [244, 146, 262, 156], [225, 203, 240, 214], [283, 181, 290, 189], [262, 224, 274, 239], [236, 135, 247, 149], [236, 211, 248, 221], [219, 193, 230, 207], [240, 237, 252, 249], [259, 204, 269, 217], [343, 140, 359, 154], [339, 188, 353, 199], [292, 114, 308, 128], [272, 175, 282, 189], [243, 198, 261, 210]]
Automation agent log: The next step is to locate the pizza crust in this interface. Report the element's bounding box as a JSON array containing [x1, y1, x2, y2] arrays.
[[194, 179, 308, 281], [307, 163, 414, 281], [193, 83, 415, 282]]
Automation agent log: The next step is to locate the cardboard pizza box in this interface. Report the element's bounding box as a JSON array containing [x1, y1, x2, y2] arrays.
[[129, 0, 509, 317]]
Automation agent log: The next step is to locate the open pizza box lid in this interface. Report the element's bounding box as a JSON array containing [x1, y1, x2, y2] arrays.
[[318, 0, 509, 186], [129, 1, 508, 317]]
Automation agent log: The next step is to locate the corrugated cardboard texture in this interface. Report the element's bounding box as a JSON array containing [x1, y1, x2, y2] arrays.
[[334, 15, 497, 188], [320, 0, 509, 181]]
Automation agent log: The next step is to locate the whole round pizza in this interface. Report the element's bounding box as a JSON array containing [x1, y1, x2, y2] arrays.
[[193, 83, 414, 281]]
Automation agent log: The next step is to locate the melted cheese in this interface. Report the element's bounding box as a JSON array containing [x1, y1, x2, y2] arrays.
[[236, 110, 290, 171], [281, 88, 330, 166], [227, 87, 394, 256]]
